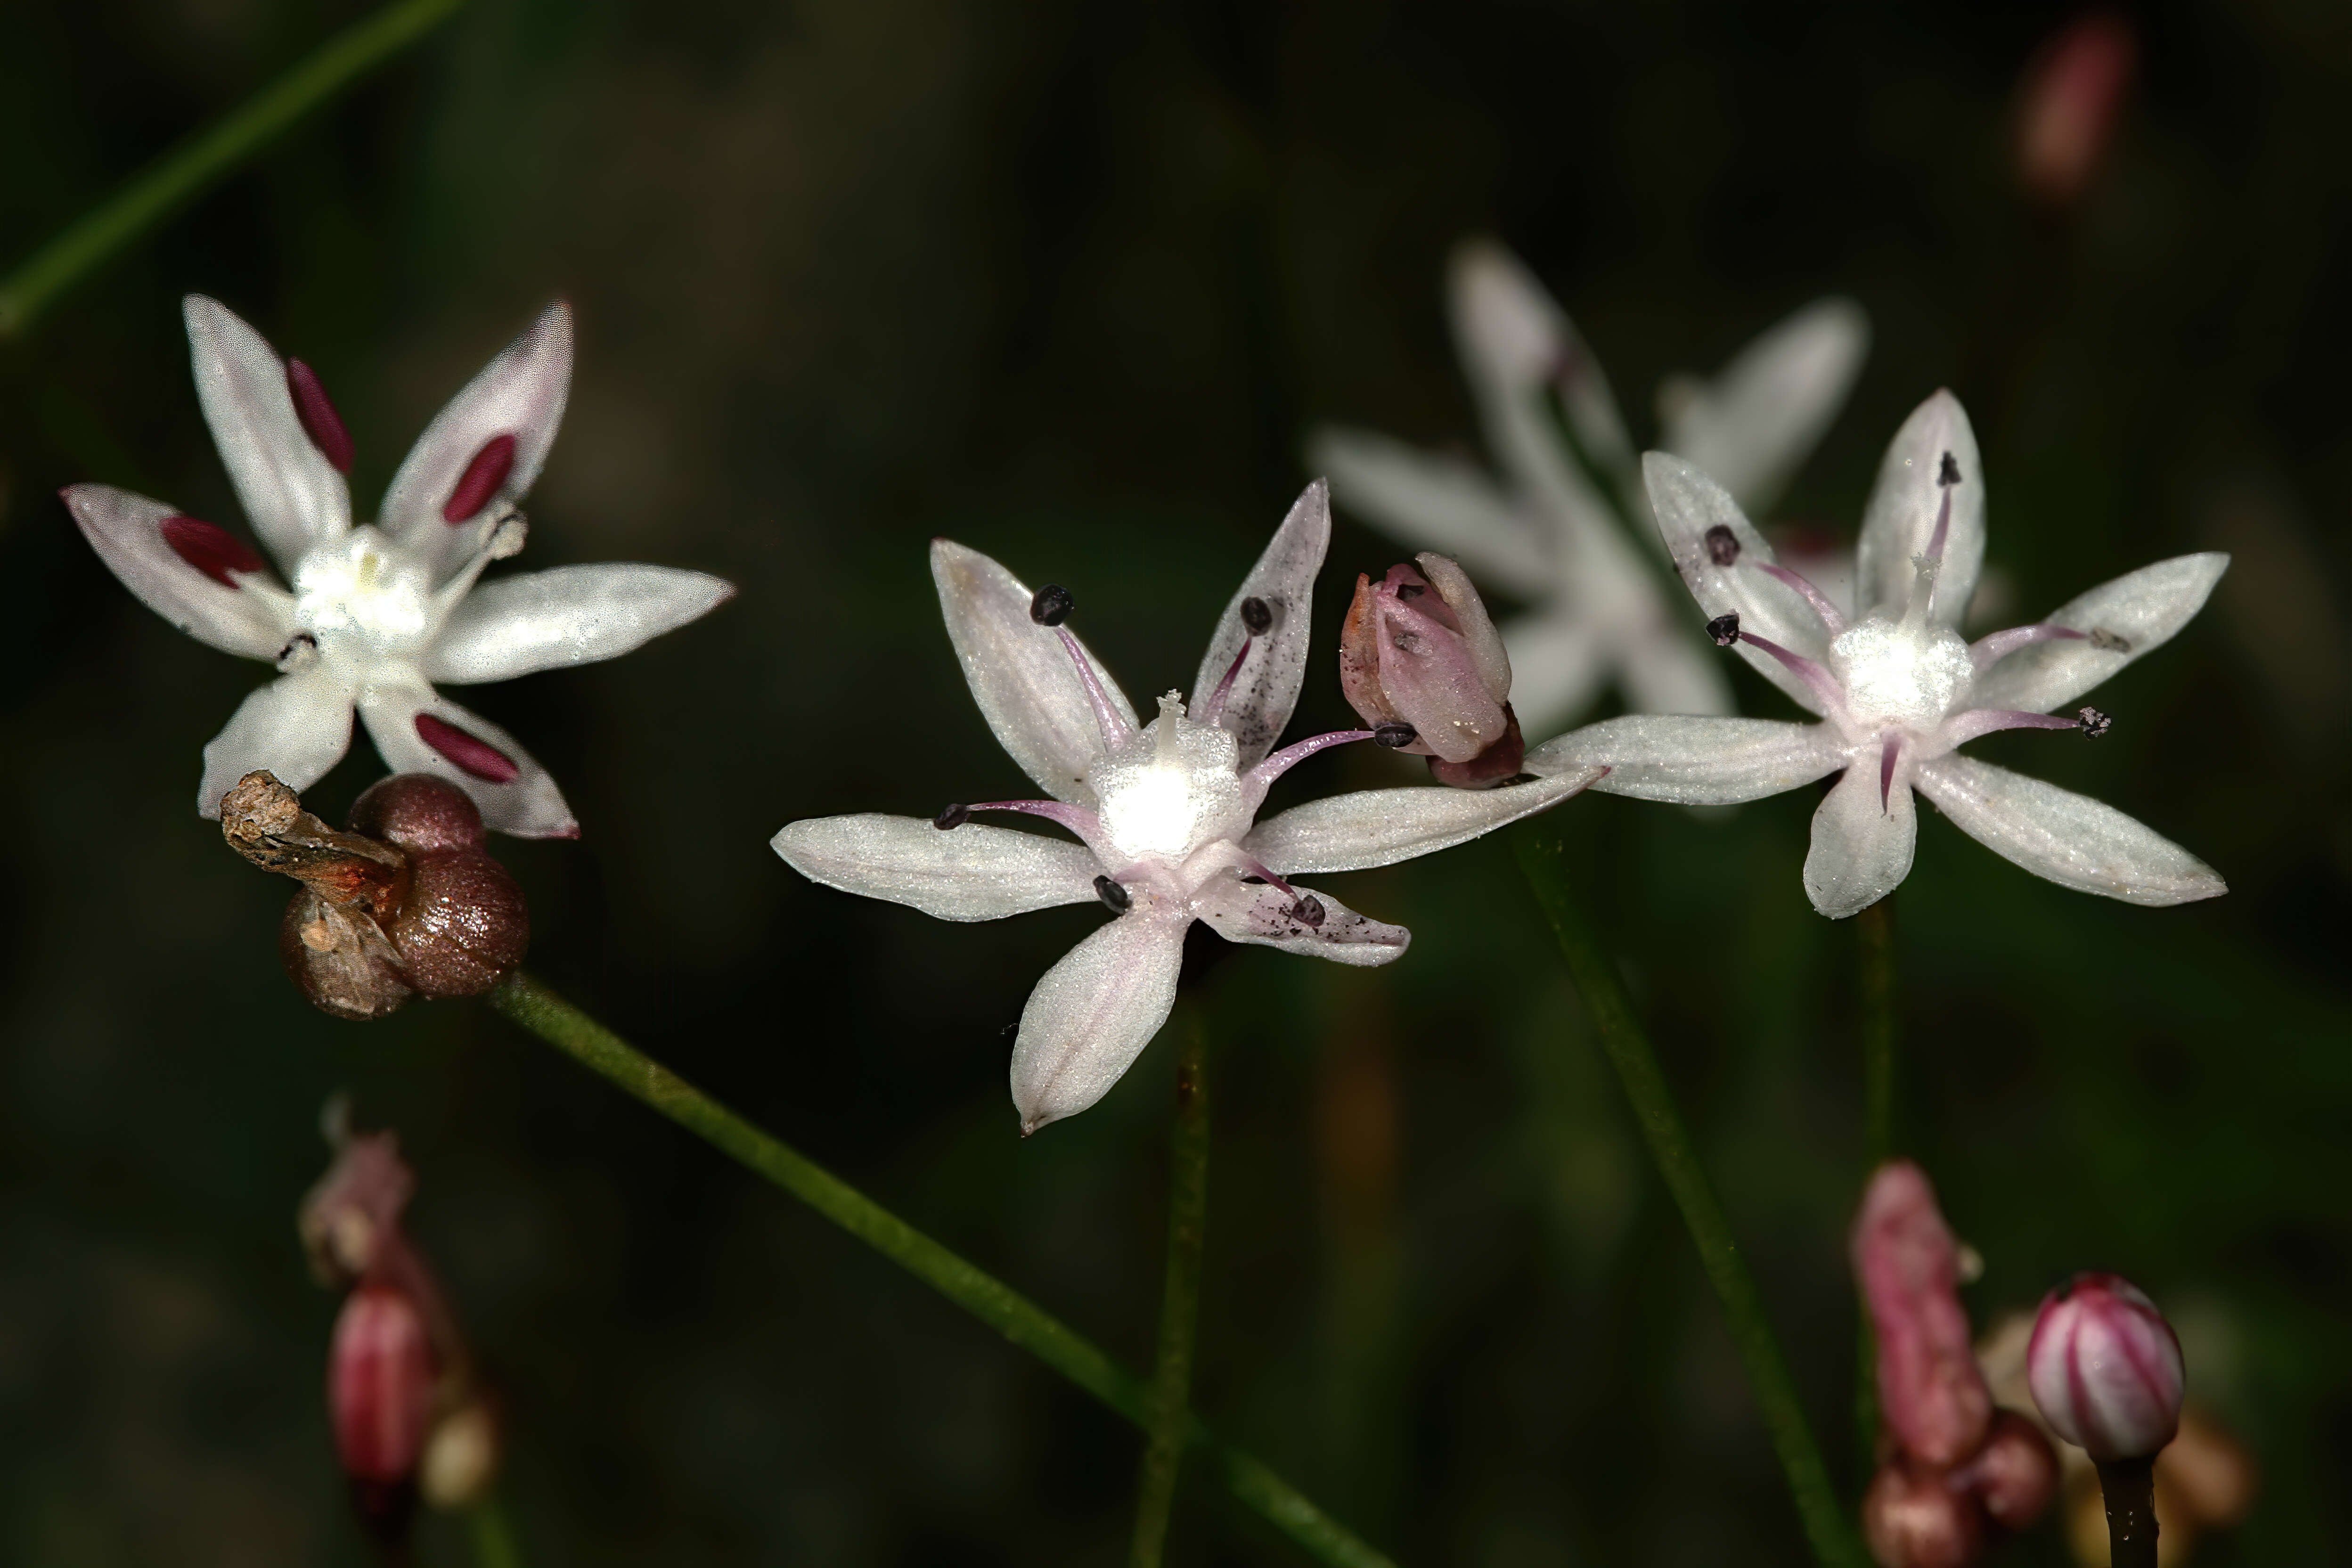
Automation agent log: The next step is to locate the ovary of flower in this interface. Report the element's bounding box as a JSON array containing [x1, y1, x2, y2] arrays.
[[772, 482, 1603, 1135], [62, 296, 732, 837], [1528, 388, 2230, 919]]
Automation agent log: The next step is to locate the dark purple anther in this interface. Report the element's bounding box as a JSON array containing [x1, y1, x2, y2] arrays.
[[414, 713, 520, 784], [1938, 451, 1961, 487], [161, 515, 266, 586], [933, 803, 971, 830], [1240, 595, 1273, 634], [1029, 583, 1075, 627], [441, 433, 517, 524], [2077, 706, 2113, 738], [1704, 524, 1740, 566], [1291, 894, 1325, 929], [1094, 874, 1131, 913], [286, 359, 355, 474], [1706, 612, 1741, 647], [1372, 722, 1417, 749]]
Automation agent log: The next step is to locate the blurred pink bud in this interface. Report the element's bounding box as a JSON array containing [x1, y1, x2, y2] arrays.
[[2027, 1272, 2184, 1461], [299, 1128, 415, 1286], [1339, 553, 1523, 787], [2016, 12, 2137, 208], [1962, 1409, 2059, 1530], [1854, 1160, 1993, 1467], [1863, 1463, 1984, 1568], [330, 1283, 436, 1531]]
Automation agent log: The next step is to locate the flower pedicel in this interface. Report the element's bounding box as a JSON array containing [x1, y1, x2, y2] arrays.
[[774, 482, 1602, 1133]]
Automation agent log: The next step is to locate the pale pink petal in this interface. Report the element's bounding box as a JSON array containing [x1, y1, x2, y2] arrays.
[[64, 483, 294, 658], [1192, 877, 1408, 967], [1009, 912, 1188, 1134], [771, 814, 1100, 922], [1854, 391, 1984, 627], [359, 686, 576, 839], [182, 295, 352, 569], [1188, 480, 1329, 768]]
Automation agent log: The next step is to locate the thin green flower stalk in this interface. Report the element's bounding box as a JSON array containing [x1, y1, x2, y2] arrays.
[[1130, 1012, 1212, 1568], [1854, 894, 1899, 1471], [0, 0, 469, 338], [469, 1494, 524, 1568], [1513, 832, 1868, 1568], [486, 973, 1391, 1568]]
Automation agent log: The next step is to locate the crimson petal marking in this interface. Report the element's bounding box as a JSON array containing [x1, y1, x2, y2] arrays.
[[161, 515, 267, 586], [414, 712, 520, 783], [285, 359, 354, 473], [443, 433, 517, 523]]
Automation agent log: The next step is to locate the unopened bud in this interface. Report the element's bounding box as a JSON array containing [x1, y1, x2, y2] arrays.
[[1862, 1463, 1985, 1568], [1964, 1409, 2059, 1531], [420, 1395, 502, 1509], [1339, 554, 1522, 787], [299, 1127, 416, 1287], [2027, 1272, 2184, 1462], [2016, 12, 2137, 210], [329, 1283, 435, 1535], [1854, 1161, 1993, 1467]]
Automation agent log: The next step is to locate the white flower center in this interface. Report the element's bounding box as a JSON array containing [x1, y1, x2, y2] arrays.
[[1828, 616, 1972, 733], [292, 527, 434, 668], [1089, 695, 1248, 864]]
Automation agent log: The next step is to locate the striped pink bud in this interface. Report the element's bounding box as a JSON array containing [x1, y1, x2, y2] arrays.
[[2027, 1271, 2184, 1461], [329, 1283, 435, 1523]]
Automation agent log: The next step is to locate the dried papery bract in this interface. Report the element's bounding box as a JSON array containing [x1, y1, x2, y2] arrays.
[[221, 770, 528, 1018]]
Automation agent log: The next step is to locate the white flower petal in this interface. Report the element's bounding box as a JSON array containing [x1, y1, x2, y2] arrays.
[[1855, 390, 1984, 627], [771, 814, 1100, 922], [1010, 912, 1187, 1134], [425, 564, 735, 684], [1244, 768, 1600, 876], [1643, 452, 1838, 712], [1450, 239, 1634, 482], [359, 686, 577, 838], [1190, 479, 1329, 768], [379, 302, 573, 583], [1804, 761, 1916, 919], [1308, 426, 1555, 597], [1527, 716, 1840, 804], [1192, 877, 1409, 967], [182, 295, 352, 570], [931, 539, 1135, 805], [64, 483, 293, 658], [1614, 618, 1737, 719], [196, 671, 354, 818], [1967, 554, 2230, 715], [1661, 296, 1869, 516], [1497, 611, 1608, 738], [1915, 753, 2224, 906]]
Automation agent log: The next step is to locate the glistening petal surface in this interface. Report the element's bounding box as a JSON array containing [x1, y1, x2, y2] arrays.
[[771, 815, 1100, 922], [1804, 760, 1917, 919], [1009, 913, 1186, 1135], [1244, 768, 1601, 876], [1915, 754, 2224, 906], [931, 539, 1135, 805], [197, 671, 354, 817], [379, 302, 574, 582], [63, 484, 293, 658], [1855, 390, 1985, 626], [1192, 879, 1409, 967], [1968, 554, 2230, 714], [1528, 716, 1841, 804], [1308, 426, 1555, 597], [1190, 479, 1329, 767], [360, 686, 577, 839], [1662, 296, 1868, 515], [426, 564, 736, 683], [1644, 452, 1837, 712], [183, 295, 352, 568]]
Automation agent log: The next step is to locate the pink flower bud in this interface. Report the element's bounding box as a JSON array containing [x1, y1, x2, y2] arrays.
[[329, 1284, 435, 1531], [1862, 1463, 1984, 1568], [2027, 1272, 2184, 1461], [1339, 553, 1523, 787], [1853, 1161, 1993, 1467], [1962, 1409, 2058, 1531], [2015, 12, 2137, 209], [299, 1128, 416, 1286]]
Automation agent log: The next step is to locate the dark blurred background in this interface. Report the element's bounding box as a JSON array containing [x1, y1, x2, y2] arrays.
[[2, 0, 2346, 1562]]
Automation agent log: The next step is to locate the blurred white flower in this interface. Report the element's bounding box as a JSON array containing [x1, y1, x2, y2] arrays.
[[1310, 240, 1868, 734], [773, 482, 1601, 1134], [1529, 390, 2229, 919], [64, 297, 733, 837]]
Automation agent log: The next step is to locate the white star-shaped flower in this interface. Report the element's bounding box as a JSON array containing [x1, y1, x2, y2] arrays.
[[773, 482, 1602, 1133], [1309, 239, 1869, 734], [63, 297, 733, 837], [1528, 390, 2228, 918]]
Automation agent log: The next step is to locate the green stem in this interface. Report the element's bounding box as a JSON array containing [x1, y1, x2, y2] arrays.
[[1854, 895, 1898, 1475], [0, 0, 469, 338], [1130, 1013, 1212, 1568], [1514, 834, 1866, 1568], [468, 1491, 523, 1568], [486, 973, 1388, 1568]]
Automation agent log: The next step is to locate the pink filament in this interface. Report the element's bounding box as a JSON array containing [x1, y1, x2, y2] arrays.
[[1243, 728, 1375, 792], [1052, 628, 1136, 749], [1970, 622, 2087, 670], [1756, 562, 1847, 635], [1196, 637, 1253, 727], [1738, 631, 1848, 715], [1938, 708, 2082, 748]]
